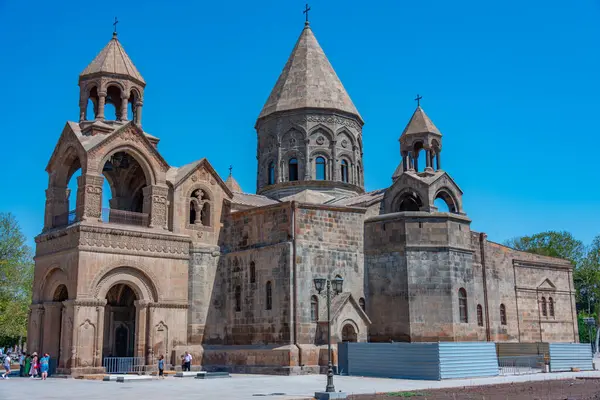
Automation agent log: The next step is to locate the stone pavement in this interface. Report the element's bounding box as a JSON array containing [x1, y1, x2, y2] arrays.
[[1, 371, 600, 400]]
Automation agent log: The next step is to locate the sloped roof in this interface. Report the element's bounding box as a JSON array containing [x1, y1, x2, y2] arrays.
[[328, 188, 386, 207], [231, 192, 279, 208], [280, 189, 336, 204], [401, 106, 441, 137], [258, 23, 361, 122], [80, 33, 145, 84]]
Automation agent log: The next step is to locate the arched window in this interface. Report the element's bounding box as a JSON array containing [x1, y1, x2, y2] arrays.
[[541, 297, 547, 317], [268, 162, 275, 185], [359, 297, 366, 312], [288, 158, 298, 181], [235, 286, 241, 312], [500, 304, 507, 325], [316, 157, 326, 180], [189, 189, 211, 227], [250, 262, 256, 284], [266, 281, 272, 310], [458, 288, 468, 323], [310, 295, 318, 322], [549, 297, 555, 317], [340, 160, 349, 183], [477, 304, 484, 327]]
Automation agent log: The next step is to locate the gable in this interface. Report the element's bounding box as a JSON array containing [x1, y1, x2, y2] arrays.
[[87, 122, 170, 173], [45, 122, 87, 172], [538, 278, 557, 291], [171, 159, 233, 198], [331, 293, 371, 325], [429, 171, 464, 195]]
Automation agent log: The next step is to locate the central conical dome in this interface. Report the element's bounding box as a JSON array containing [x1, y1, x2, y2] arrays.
[[258, 23, 362, 122]]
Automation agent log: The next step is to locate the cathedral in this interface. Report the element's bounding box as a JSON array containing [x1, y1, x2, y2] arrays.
[[29, 20, 578, 376]]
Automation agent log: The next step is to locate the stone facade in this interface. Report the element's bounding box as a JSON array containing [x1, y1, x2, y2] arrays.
[[28, 22, 577, 377]]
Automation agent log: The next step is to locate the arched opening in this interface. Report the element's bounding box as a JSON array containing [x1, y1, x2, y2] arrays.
[[500, 304, 507, 325], [249, 262, 256, 284], [477, 304, 484, 327], [105, 85, 123, 121], [432, 140, 441, 170], [413, 142, 424, 172], [51, 284, 68, 367], [127, 89, 140, 122], [396, 191, 423, 212], [541, 297, 547, 317], [288, 158, 299, 181], [268, 162, 275, 185], [340, 159, 349, 183], [434, 191, 458, 213], [87, 86, 99, 120], [235, 286, 242, 312], [102, 151, 150, 227], [266, 281, 272, 310], [341, 324, 357, 342], [549, 297, 555, 317], [458, 288, 468, 323], [316, 157, 326, 180], [356, 163, 362, 186], [103, 284, 137, 358], [64, 164, 81, 226], [310, 295, 318, 322], [189, 189, 212, 227], [359, 297, 366, 312]]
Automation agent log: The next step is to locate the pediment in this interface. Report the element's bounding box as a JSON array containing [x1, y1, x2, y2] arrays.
[[87, 122, 170, 173], [429, 171, 464, 195], [46, 122, 87, 172], [538, 278, 556, 290], [170, 158, 233, 198], [331, 293, 371, 326]]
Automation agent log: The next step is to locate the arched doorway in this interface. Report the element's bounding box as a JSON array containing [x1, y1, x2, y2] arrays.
[[52, 285, 68, 367], [342, 324, 357, 342], [103, 284, 137, 358]]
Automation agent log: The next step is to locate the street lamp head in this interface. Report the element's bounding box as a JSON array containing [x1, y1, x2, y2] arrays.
[[332, 276, 343, 294], [313, 277, 326, 294]]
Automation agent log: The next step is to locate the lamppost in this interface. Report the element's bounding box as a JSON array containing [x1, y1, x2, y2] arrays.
[[313, 276, 344, 395]]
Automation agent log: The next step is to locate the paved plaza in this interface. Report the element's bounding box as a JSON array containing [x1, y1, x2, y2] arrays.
[[2, 371, 600, 400]]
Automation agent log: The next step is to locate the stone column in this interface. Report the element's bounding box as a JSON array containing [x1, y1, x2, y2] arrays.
[[332, 141, 338, 180], [28, 304, 45, 354], [143, 185, 169, 229], [436, 152, 441, 170], [44, 186, 70, 230], [61, 300, 75, 369], [146, 306, 154, 366], [76, 174, 104, 222], [95, 300, 107, 367], [134, 101, 143, 127], [79, 99, 87, 122], [119, 94, 129, 121], [425, 149, 434, 171], [304, 139, 311, 180], [42, 302, 63, 358], [96, 91, 107, 120], [134, 300, 150, 361], [277, 141, 283, 183]]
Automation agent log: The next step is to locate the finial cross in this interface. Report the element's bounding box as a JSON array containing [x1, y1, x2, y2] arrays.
[[113, 17, 119, 34], [303, 4, 311, 23], [414, 94, 423, 107], [229, 165, 233, 176]]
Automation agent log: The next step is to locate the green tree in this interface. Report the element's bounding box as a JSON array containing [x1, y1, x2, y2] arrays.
[[504, 230, 585, 264], [0, 212, 33, 346]]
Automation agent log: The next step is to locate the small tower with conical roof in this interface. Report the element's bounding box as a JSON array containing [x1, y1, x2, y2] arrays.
[[398, 103, 443, 177], [78, 29, 145, 131], [255, 18, 364, 200]]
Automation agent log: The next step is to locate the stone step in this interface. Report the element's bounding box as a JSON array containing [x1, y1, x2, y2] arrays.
[[195, 371, 231, 379], [174, 371, 199, 378]]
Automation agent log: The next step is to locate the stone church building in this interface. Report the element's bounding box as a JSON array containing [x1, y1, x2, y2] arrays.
[[29, 21, 578, 376]]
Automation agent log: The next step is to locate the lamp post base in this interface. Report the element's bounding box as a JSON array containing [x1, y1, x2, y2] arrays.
[[314, 391, 348, 400]]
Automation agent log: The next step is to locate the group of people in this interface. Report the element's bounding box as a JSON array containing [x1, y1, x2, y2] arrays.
[[1, 352, 51, 380]]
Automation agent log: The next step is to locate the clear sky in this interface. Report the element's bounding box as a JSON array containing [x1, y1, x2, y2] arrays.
[[1, 0, 599, 248]]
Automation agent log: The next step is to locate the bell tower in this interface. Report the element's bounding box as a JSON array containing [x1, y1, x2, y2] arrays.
[[255, 20, 364, 200], [78, 28, 146, 133]]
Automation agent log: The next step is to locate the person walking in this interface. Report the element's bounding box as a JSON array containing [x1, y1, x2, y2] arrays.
[[1, 354, 10, 379], [183, 352, 192, 371], [30, 353, 39, 378], [157, 355, 165, 379], [40, 353, 50, 380], [24, 354, 31, 377]]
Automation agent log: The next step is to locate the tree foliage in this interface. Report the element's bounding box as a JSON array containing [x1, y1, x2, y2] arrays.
[[504, 231, 586, 265], [0, 212, 33, 344]]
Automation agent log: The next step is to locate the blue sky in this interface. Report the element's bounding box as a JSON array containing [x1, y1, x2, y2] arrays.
[[1, 0, 599, 248]]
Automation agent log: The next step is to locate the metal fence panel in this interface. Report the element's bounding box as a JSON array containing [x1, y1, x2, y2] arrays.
[[549, 343, 593, 372], [338, 342, 440, 380], [498, 355, 544, 375], [103, 357, 145, 374], [438, 342, 499, 379], [496, 342, 549, 358]]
